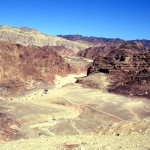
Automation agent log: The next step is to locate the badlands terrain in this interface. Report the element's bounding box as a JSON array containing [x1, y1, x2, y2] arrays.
[[0, 26, 150, 149]]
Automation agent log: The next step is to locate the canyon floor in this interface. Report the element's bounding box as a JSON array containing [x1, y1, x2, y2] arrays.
[[0, 57, 150, 150]]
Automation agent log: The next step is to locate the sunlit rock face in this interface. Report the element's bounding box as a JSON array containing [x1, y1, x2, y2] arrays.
[[0, 41, 73, 95], [85, 42, 150, 98], [0, 26, 90, 53]]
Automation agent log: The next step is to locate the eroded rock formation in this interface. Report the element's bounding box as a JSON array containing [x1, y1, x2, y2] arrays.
[[86, 42, 150, 98], [0, 41, 72, 95], [78, 41, 150, 59]]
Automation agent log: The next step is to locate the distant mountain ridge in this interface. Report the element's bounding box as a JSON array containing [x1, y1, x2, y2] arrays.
[[1, 25, 150, 52], [58, 34, 124, 44], [58, 35, 150, 48]]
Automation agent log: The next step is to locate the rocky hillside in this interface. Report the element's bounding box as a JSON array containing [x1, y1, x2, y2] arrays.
[[78, 42, 150, 59], [77, 44, 116, 59], [0, 41, 72, 96], [86, 42, 150, 99], [49, 46, 76, 56], [59, 34, 150, 48], [131, 40, 150, 49], [0, 26, 90, 53]]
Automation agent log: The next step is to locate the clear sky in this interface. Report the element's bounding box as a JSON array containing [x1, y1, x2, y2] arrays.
[[0, 0, 149, 40]]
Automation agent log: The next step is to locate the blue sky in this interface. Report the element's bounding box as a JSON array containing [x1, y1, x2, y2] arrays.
[[0, 0, 150, 40]]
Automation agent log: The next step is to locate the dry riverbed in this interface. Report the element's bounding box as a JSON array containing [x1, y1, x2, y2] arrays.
[[0, 73, 150, 149]]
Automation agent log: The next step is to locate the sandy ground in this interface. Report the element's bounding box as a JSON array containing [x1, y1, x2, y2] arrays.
[[0, 134, 150, 150], [0, 72, 150, 149], [54, 73, 86, 88]]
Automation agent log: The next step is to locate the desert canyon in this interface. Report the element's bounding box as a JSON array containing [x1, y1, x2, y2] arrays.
[[0, 25, 150, 150]]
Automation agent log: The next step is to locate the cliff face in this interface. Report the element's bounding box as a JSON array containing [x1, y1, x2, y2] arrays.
[[0, 26, 90, 53], [0, 41, 72, 95], [87, 42, 150, 98]]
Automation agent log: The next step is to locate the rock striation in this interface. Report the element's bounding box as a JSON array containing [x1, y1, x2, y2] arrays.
[[0, 26, 90, 53], [86, 42, 150, 98], [78, 41, 150, 59]]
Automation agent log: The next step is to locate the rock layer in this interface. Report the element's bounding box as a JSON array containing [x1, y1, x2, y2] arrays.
[[78, 41, 150, 59], [86, 42, 150, 98], [0, 26, 90, 53]]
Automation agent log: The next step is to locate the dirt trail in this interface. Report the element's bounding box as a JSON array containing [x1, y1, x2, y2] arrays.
[[64, 96, 124, 121]]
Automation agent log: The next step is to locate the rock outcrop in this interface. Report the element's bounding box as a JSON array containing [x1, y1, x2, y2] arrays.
[[0, 26, 90, 53], [86, 42, 150, 98], [0, 41, 72, 95]]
